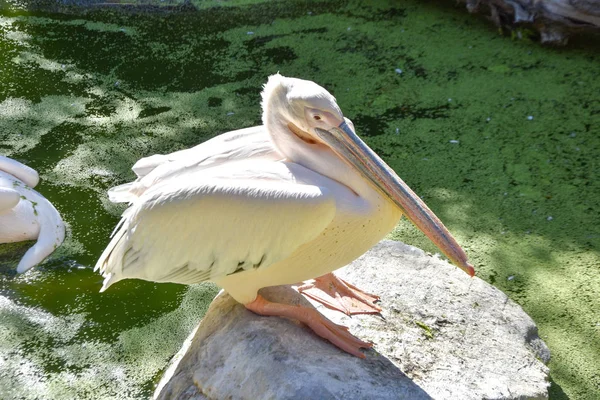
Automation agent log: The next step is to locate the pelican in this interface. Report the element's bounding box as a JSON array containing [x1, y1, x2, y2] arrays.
[[0, 156, 66, 273], [96, 74, 474, 357]]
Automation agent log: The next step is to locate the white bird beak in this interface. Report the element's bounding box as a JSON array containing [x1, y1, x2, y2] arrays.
[[314, 121, 475, 277]]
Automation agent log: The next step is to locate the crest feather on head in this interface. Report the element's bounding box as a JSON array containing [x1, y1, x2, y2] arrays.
[[261, 74, 340, 126]]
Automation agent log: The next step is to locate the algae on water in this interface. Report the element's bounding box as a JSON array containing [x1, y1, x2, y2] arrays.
[[0, 0, 598, 399]]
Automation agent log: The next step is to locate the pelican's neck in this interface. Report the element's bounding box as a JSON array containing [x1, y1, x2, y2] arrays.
[[264, 117, 379, 204], [262, 77, 383, 203], [0, 156, 39, 188]]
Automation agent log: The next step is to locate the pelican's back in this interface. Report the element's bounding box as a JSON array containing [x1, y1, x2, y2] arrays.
[[108, 126, 279, 204]]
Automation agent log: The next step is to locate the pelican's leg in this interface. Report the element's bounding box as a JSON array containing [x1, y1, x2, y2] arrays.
[[244, 294, 371, 358], [295, 272, 382, 315]]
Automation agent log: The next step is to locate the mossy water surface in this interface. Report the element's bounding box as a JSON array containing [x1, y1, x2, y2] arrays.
[[0, 1, 598, 398]]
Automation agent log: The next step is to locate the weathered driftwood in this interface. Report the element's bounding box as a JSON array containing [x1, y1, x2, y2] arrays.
[[3, 0, 598, 44], [459, 0, 600, 44]]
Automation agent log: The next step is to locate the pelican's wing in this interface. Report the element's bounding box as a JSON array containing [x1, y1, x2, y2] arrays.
[[109, 125, 280, 203], [96, 161, 336, 291]]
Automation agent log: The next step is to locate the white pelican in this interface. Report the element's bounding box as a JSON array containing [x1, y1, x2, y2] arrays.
[[96, 74, 474, 357], [0, 156, 66, 273]]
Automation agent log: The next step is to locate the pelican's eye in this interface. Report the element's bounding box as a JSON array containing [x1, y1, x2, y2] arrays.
[[305, 108, 340, 127]]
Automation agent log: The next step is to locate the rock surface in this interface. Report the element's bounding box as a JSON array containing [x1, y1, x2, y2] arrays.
[[154, 240, 550, 400]]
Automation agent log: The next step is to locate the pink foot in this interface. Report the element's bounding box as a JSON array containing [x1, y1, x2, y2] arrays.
[[245, 294, 371, 358], [295, 272, 382, 315]]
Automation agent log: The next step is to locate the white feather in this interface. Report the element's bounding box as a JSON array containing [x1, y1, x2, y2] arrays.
[[0, 167, 65, 273], [96, 160, 337, 291], [97, 74, 405, 305], [108, 125, 280, 204]]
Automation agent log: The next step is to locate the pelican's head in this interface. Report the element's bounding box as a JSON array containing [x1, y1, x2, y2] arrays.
[[261, 73, 351, 147], [261, 74, 474, 277]]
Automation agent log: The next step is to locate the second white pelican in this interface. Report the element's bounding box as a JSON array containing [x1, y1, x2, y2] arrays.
[[96, 74, 474, 357], [0, 156, 66, 273]]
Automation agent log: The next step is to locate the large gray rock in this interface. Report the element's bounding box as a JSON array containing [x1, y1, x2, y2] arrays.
[[154, 240, 550, 400]]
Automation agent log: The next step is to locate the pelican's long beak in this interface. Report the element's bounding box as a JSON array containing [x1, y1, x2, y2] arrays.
[[314, 121, 475, 277]]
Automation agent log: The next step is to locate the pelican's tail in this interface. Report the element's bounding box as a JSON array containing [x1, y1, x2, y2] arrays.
[[95, 234, 124, 291], [16, 201, 66, 273], [94, 229, 124, 292], [94, 208, 135, 291]]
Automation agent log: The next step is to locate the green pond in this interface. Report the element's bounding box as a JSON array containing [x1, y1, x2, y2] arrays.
[[0, 0, 598, 399]]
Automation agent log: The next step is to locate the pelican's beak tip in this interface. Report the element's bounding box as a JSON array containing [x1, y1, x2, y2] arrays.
[[464, 263, 476, 277]]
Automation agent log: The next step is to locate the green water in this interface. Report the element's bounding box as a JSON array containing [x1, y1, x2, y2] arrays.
[[0, 0, 598, 398]]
